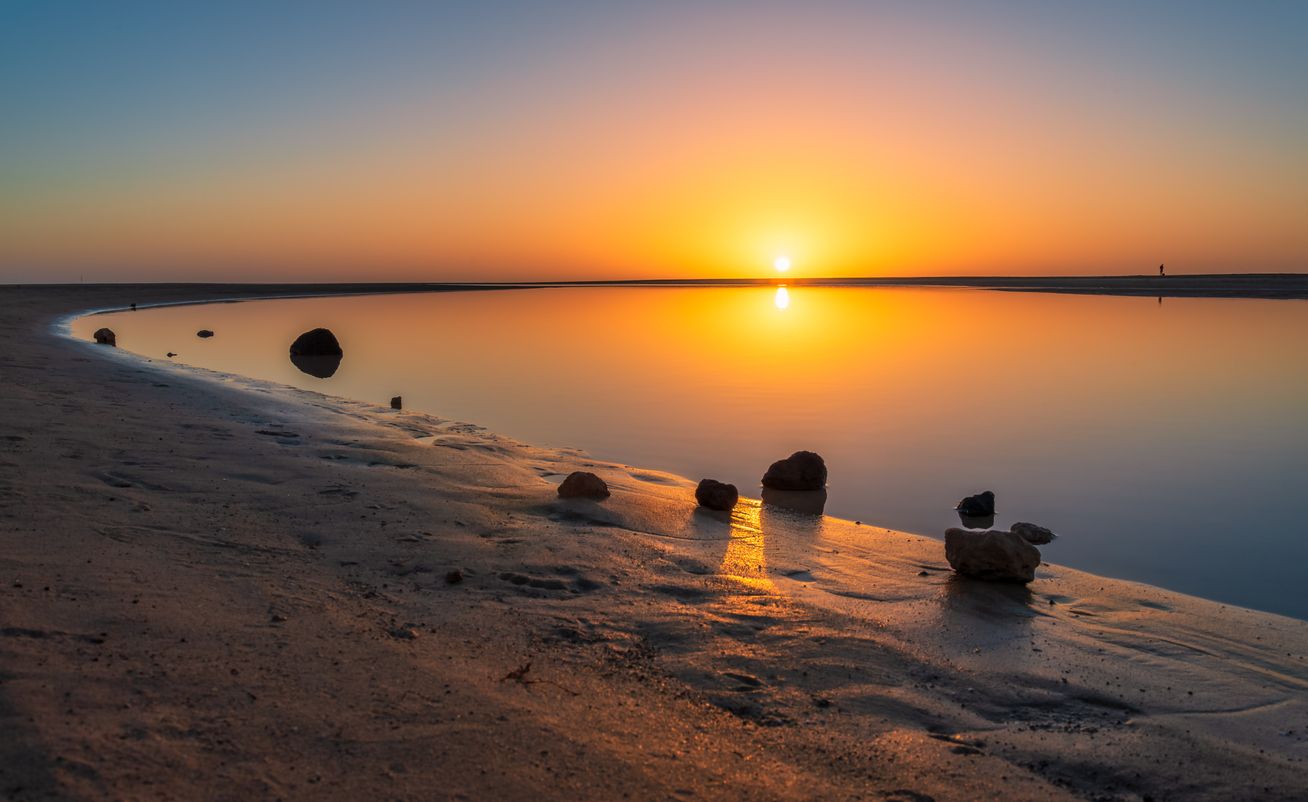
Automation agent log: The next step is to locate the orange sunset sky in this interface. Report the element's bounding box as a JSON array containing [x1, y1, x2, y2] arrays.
[[2, 2, 1305, 282]]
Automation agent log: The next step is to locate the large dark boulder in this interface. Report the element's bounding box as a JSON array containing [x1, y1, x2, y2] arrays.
[[289, 328, 343, 357], [558, 471, 609, 499], [695, 479, 738, 511], [761, 451, 827, 491], [944, 527, 1040, 583], [955, 490, 996, 517], [93, 328, 116, 346]]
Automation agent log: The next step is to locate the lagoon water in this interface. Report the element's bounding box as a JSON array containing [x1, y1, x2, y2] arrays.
[[75, 287, 1308, 619]]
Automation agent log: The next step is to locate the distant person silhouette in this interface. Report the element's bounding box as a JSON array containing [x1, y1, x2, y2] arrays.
[[1159, 263, 1165, 277]]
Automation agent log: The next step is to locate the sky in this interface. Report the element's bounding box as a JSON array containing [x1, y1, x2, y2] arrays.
[[1, 0, 1305, 282]]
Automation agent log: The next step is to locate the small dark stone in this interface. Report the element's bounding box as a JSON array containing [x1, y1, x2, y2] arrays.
[[955, 490, 996, 517], [130, 303, 137, 310], [445, 569, 463, 585], [761, 451, 827, 491], [289, 327, 342, 356], [1011, 521, 1056, 545], [196, 330, 214, 338], [695, 478, 738, 511], [558, 471, 609, 499], [165, 352, 177, 358], [390, 396, 403, 410], [92, 328, 116, 346]]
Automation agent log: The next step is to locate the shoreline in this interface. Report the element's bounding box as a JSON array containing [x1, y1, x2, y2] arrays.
[[3, 284, 1307, 800], [12, 272, 1308, 306], [67, 290, 1307, 623]]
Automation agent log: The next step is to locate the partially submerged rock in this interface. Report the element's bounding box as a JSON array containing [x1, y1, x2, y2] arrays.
[[196, 329, 214, 338], [956, 490, 996, 517], [558, 471, 609, 499], [944, 527, 1040, 583], [1011, 521, 1056, 545], [92, 328, 116, 346], [695, 479, 738, 511], [289, 328, 342, 357], [390, 396, 403, 410], [761, 451, 827, 491]]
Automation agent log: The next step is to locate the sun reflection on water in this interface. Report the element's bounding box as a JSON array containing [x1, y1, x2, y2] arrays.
[[774, 285, 790, 310], [719, 501, 775, 591]]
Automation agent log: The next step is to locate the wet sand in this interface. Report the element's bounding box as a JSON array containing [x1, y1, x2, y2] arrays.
[[2, 284, 1306, 801]]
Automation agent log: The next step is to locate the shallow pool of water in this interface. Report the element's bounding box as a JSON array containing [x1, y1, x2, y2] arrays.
[[74, 287, 1308, 619]]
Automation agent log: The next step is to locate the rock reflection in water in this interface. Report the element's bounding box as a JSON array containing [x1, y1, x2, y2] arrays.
[[760, 487, 827, 516], [290, 353, 342, 379]]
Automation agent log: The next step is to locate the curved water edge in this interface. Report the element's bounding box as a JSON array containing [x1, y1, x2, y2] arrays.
[[66, 287, 1308, 621]]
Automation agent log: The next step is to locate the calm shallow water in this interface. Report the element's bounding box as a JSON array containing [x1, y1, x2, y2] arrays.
[[75, 287, 1308, 619]]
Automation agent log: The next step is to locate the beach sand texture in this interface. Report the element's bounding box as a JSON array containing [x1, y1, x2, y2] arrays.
[[2, 284, 1306, 801]]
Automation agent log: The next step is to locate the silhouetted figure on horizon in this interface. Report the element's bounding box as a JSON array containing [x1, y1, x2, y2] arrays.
[[1159, 263, 1165, 277]]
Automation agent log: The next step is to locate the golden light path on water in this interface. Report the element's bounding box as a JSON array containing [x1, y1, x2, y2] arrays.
[[774, 286, 789, 310], [719, 501, 774, 593]]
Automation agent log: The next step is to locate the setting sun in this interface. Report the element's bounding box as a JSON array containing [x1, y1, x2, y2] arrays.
[[773, 255, 791, 273]]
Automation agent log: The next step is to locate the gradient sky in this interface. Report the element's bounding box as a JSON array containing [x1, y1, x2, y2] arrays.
[[2, 0, 1305, 282]]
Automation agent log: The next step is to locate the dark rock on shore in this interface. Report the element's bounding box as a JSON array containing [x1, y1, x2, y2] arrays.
[[761, 451, 827, 491], [955, 490, 996, 517], [197, 329, 214, 338], [1011, 521, 1056, 545], [289, 328, 342, 356], [558, 471, 610, 499], [93, 328, 116, 346], [944, 527, 1040, 583], [695, 479, 738, 511], [390, 396, 403, 410]]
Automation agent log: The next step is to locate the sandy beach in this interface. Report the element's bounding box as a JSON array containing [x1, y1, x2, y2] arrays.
[[2, 284, 1307, 801]]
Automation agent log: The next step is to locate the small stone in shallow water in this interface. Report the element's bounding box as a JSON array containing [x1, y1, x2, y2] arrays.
[[445, 569, 463, 585], [761, 451, 827, 491], [93, 328, 116, 346], [955, 490, 996, 517], [1011, 521, 1056, 545], [196, 330, 214, 338], [289, 327, 342, 356], [390, 396, 403, 410]]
